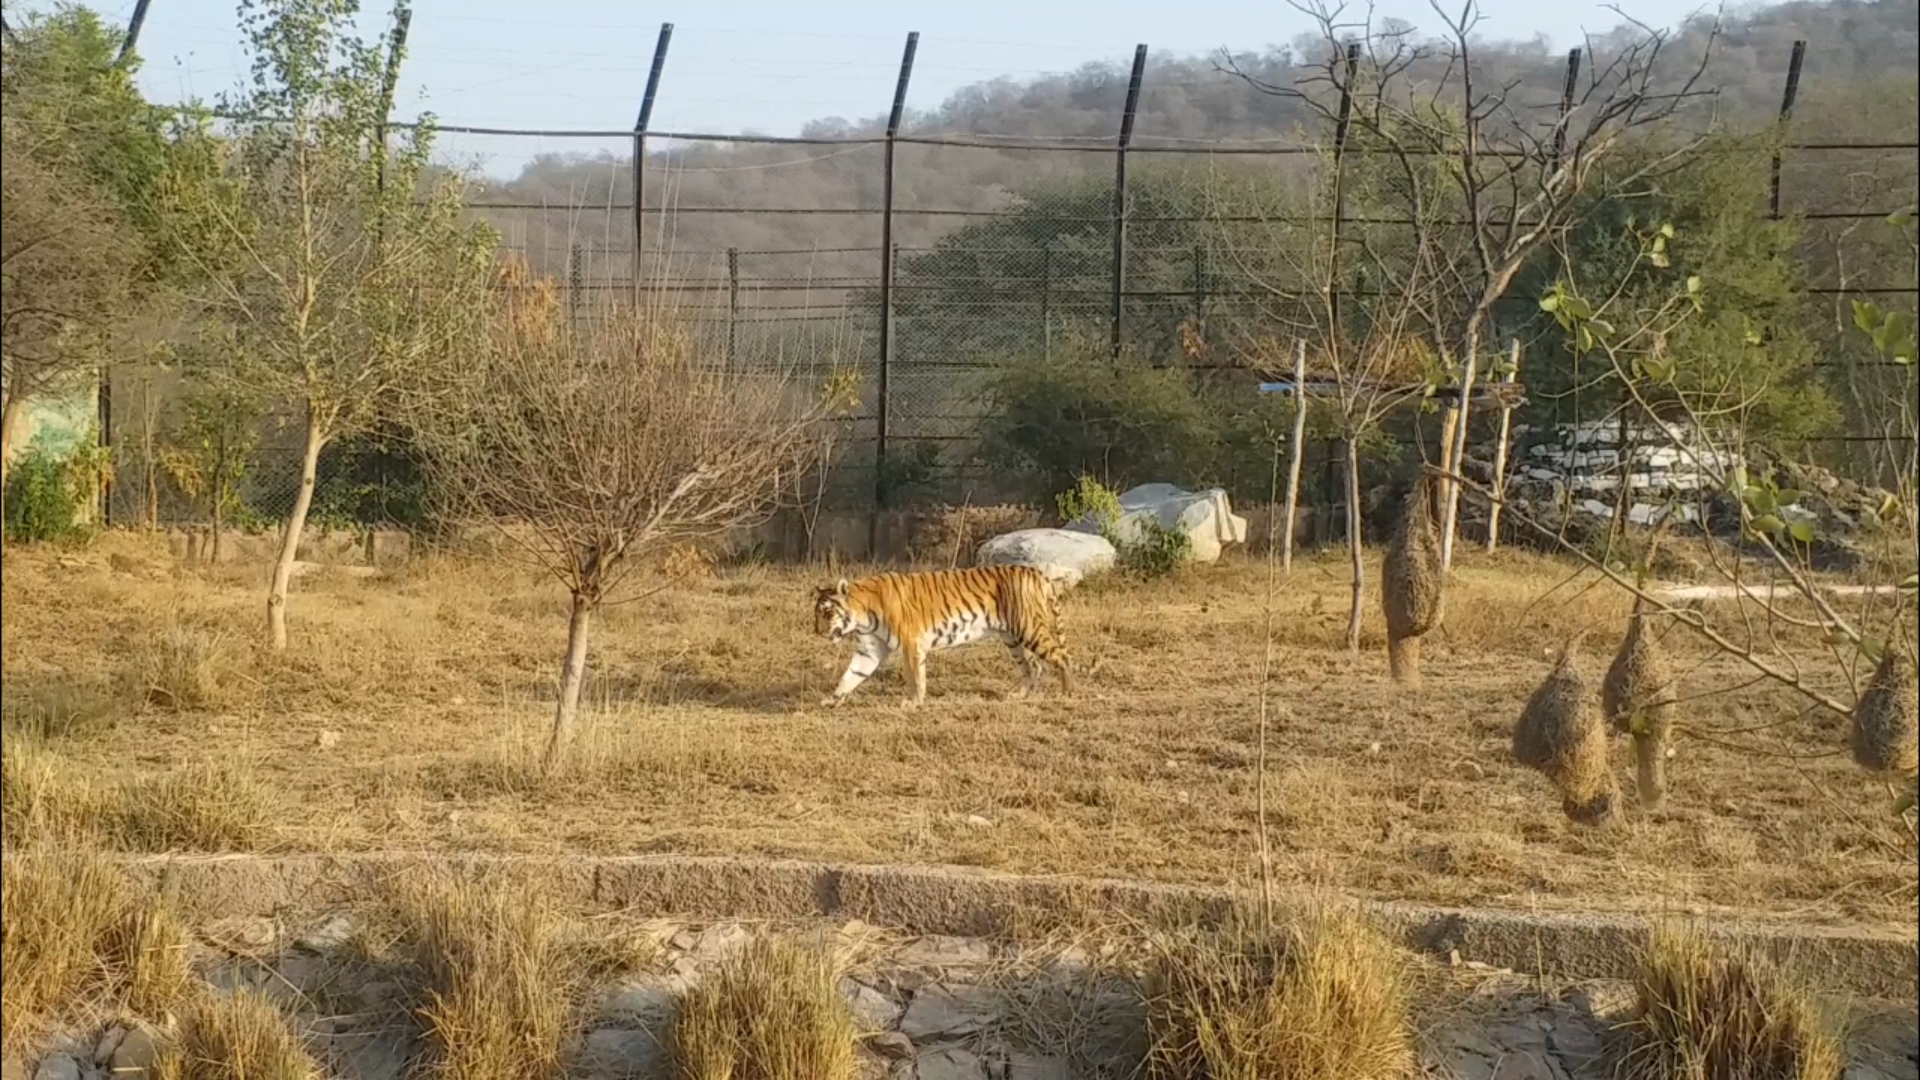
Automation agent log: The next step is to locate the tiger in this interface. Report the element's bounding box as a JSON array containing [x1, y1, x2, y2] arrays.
[[811, 566, 1073, 707]]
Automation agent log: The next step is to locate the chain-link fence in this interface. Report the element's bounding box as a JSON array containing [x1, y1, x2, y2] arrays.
[[101, 35, 1918, 540]]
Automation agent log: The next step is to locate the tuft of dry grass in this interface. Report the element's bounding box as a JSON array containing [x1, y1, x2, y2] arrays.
[[669, 934, 858, 1080], [0, 679, 125, 741], [1622, 923, 1846, 1080], [1143, 908, 1415, 1080], [114, 757, 279, 853], [131, 621, 232, 712], [389, 873, 580, 1080], [3, 741, 274, 853], [1512, 633, 1619, 826], [1603, 599, 1678, 811], [157, 990, 324, 1080], [0, 845, 195, 1052]]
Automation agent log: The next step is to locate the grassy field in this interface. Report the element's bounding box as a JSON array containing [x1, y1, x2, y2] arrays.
[[2, 531, 1914, 934]]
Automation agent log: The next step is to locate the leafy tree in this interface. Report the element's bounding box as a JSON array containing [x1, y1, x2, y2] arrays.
[[169, 0, 496, 649]]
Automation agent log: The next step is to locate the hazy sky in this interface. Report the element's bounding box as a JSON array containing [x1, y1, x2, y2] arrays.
[[53, 0, 1704, 174]]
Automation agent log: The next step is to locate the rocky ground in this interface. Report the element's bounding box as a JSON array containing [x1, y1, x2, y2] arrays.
[[15, 915, 1918, 1080]]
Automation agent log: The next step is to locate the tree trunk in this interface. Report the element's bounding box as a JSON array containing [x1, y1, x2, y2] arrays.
[[0, 388, 24, 546], [1439, 333, 1482, 572], [546, 592, 595, 770], [1280, 340, 1309, 574], [267, 407, 327, 651], [1343, 436, 1364, 653], [1484, 341, 1522, 552]]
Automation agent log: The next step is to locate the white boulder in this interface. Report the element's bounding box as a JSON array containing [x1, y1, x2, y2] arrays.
[[974, 528, 1117, 591], [1067, 483, 1248, 564]]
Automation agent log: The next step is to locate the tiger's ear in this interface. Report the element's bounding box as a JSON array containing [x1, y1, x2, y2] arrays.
[[834, 578, 850, 596]]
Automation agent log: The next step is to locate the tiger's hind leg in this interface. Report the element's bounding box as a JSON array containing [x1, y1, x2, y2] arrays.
[[1004, 641, 1038, 700]]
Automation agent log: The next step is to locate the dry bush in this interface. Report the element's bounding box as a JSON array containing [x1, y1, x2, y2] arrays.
[[900, 504, 1044, 566], [1512, 634, 1619, 826], [1603, 599, 1678, 810], [1621, 924, 1845, 1080], [1380, 476, 1444, 684], [0, 846, 193, 1052], [0, 679, 125, 741], [1, 736, 104, 846], [1850, 649, 1918, 783], [130, 623, 232, 712], [388, 873, 580, 1080], [1143, 908, 1414, 1080], [157, 990, 324, 1080], [409, 302, 835, 766], [669, 934, 858, 1080], [115, 757, 277, 852]]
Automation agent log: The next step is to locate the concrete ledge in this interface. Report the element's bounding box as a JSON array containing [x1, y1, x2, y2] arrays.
[[10, 851, 1915, 1002]]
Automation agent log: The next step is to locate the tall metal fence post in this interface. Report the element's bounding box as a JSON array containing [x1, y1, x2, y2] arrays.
[[1110, 44, 1149, 359], [631, 23, 674, 311], [871, 31, 920, 558], [1552, 47, 1581, 168], [725, 247, 740, 371], [1769, 40, 1807, 220], [113, 0, 154, 66], [1320, 42, 1361, 543], [1039, 242, 1053, 362]]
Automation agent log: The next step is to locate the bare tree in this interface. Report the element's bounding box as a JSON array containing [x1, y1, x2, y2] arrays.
[[1221, 0, 1720, 571], [410, 297, 834, 768]]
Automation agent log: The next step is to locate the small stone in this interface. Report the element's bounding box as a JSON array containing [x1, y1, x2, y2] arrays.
[[93, 1026, 129, 1065], [841, 977, 904, 1031], [895, 935, 994, 972], [31, 1056, 81, 1080], [916, 1047, 985, 1080], [316, 729, 341, 749], [690, 923, 752, 961], [600, 979, 676, 1025], [866, 1032, 915, 1061], [109, 1023, 167, 1077], [899, 984, 997, 1041], [579, 1028, 665, 1078], [963, 814, 994, 830], [204, 916, 277, 953], [297, 914, 357, 952]]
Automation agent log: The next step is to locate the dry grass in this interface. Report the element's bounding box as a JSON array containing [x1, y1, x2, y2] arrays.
[[1143, 907, 1414, 1080], [1, 737, 274, 852], [0, 843, 194, 1052], [385, 873, 581, 1080], [1621, 923, 1847, 1080], [669, 935, 858, 1080], [3, 532, 1916, 932], [157, 990, 325, 1080]]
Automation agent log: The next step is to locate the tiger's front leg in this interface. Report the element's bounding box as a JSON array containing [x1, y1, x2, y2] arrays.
[[823, 640, 887, 707]]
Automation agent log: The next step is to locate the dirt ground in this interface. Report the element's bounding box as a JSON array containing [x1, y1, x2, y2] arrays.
[[3, 532, 1914, 934]]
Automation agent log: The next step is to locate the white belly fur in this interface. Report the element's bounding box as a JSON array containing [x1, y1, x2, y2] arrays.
[[923, 611, 1005, 652]]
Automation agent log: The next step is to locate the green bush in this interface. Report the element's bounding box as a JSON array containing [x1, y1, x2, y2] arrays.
[[1055, 474, 1192, 580], [4, 440, 109, 544]]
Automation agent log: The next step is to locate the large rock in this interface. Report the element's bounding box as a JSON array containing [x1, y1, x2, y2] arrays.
[[974, 529, 1116, 590], [1067, 483, 1248, 564]]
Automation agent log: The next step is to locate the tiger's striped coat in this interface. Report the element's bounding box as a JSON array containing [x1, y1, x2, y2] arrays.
[[812, 566, 1072, 706]]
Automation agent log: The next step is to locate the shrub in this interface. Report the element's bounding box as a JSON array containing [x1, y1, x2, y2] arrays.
[[1056, 475, 1192, 580], [158, 990, 323, 1080], [3, 438, 109, 544], [669, 935, 857, 1080]]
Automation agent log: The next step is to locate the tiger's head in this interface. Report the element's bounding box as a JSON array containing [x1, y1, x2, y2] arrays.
[[812, 579, 858, 641]]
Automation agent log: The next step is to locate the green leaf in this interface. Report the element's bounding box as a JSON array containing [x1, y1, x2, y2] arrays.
[[1587, 318, 1616, 339], [1894, 790, 1916, 818], [1823, 630, 1854, 648], [1658, 222, 1676, 238], [1853, 300, 1882, 335], [1686, 275, 1703, 295], [1651, 235, 1668, 254], [1899, 571, 1918, 592], [1539, 293, 1561, 313], [1743, 485, 1778, 514], [1889, 207, 1915, 228], [1787, 519, 1816, 544], [1773, 489, 1802, 506], [1649, 251, 1671, 269], [1751, 513, 1784, 535], [1575, 325, 1594, 353]]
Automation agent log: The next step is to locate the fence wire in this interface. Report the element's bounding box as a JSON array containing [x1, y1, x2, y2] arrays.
[[101, 51, 1919, 534]]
